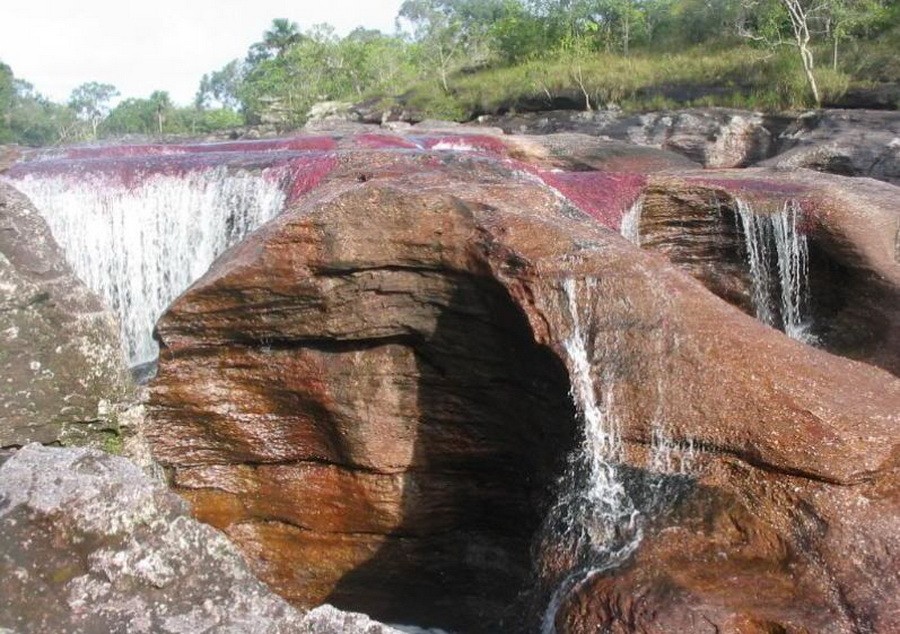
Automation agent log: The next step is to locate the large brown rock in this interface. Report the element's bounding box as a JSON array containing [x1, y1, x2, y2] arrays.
[[635, 167, 900, 374], [0, 182, 131, 448], [147, 149, 899, 632]]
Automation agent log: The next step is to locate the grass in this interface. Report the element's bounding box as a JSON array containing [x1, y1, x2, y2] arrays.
[[401, 38, 897, 120]]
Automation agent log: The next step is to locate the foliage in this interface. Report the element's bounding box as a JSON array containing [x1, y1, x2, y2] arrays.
[[2, 1, 898, 146], [69, 82, 119, 139]]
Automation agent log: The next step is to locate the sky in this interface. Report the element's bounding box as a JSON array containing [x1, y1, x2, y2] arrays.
[[1, 0, 406, 106]]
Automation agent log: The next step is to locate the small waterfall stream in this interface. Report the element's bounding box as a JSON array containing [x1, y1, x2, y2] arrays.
[[541, 278, 694, 633], [736, 199, 813, 343], [9, 165, 291, 365], [619, 197, 643, 246]]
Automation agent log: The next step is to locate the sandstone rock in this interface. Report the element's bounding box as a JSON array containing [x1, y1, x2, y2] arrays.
[[614, 108, 776, 168], [505, 132, 698, 173], [762, 109, 900, 185], [147, 149, 899, 633], [306, 101, 361, 125], [0, 182, 131, 448], [636, 167, 900, 375], [0, 443, 407, 634], [479, 108, 777, 168]]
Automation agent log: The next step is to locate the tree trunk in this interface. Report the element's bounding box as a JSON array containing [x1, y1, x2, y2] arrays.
[[781, 0, 821, 106]]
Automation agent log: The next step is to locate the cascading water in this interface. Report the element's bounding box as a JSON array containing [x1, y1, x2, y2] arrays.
[[619, 197, 643, 245], [539, 279, 641, 634], [736, 199, 814, 342], [7, 158, 308, 366], [540, 278, 695, 632]]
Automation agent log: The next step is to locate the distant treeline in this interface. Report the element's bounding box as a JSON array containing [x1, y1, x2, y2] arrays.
[[2, 0, 898, 145]]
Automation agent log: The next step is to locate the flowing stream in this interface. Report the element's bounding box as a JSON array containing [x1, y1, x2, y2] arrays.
[[541, 278, 694, 633]]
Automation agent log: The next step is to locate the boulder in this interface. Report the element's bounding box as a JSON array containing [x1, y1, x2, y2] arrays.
[[0, 443, 405, 634], [146, 149, 899, 633], [0, 182, 131, 448], [149, 152, 581, 633], [762, 109, 900, 185]]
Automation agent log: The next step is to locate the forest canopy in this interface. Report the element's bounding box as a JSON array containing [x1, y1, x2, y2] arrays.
[[1, 0, 897, 145]]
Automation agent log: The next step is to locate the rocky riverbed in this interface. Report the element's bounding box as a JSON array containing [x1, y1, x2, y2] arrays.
[[1, 106, 898, 633]]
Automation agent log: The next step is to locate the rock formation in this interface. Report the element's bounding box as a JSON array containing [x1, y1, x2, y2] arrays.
[[144, 142, 900, 633], [762, 109, 900, 185], [0, 443, 407, 633], [636, 167, 900, 374], [4, 121, 897, 633], [0, 181, 131, 448], [479, 108, 780, 168], [480, 107, 900, 186]]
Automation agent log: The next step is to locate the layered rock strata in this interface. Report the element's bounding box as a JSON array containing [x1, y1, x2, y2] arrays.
[[147, 150, 900, 632], [636, 168, 900, 374]]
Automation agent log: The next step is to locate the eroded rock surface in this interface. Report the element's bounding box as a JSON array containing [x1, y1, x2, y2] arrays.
[[0, 182, 131, 448], [762, 109, 900, 185], [147, 148, 900, 633], [636, 168, 900, 374], [480, 108, 777, 168], [0, 443, 406, 634]]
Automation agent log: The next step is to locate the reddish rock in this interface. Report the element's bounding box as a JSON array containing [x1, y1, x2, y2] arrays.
[[637, 168, 900, 375], [147, 148, 899, 633]]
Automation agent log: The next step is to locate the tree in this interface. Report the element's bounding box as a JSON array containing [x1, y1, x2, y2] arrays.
[[0, 62, 14, 142], [196, 60, 244, 110], [149, 91, 172, 135], [822, 0, 887, 69], [8, 80, 78, 145], [263, 18, 303, 58], [738, 0, 822, 105], [398, 0, 466, 92], [781, 0, 820, 105], [68, 82, 119, 139]]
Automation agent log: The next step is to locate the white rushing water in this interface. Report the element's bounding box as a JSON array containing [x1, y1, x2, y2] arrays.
[[541, 278, 641, 634], [619, 197, 643, 245], [11, 166, 288, 366], [736, 199, 813, 342], [541, 278, 696, 633]]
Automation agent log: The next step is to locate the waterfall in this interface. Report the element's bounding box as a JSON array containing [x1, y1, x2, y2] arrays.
[[736, 199, 813, 343], [9, 166, 290, 366], [540, 278, 696, 632], [561, 278, 637, 545], [620, 197, 643, 245], [540, 278, 642, 634]]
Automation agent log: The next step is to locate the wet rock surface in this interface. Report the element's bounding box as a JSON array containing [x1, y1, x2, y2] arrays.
[[637, 167, 900, 375], [4, 123, 898, 633], [0, 443, 406, 634], [0, 182, 131, 448], [145, 145, 899, 632]]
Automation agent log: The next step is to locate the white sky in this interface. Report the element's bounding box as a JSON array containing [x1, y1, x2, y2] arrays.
[[1, 1, 405, 106]]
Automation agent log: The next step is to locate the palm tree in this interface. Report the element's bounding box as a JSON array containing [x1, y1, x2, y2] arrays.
[[149, 91, 172, 135], [263, 19, 302, 58]]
